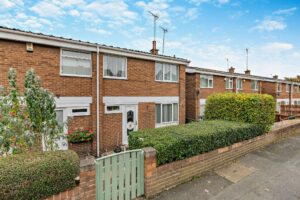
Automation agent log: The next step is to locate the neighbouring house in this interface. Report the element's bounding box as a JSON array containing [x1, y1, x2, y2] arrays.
[[0, 26, 189, 156], [185, 66, 300, 121]]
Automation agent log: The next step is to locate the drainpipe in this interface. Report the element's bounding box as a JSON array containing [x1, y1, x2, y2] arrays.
[[96, 46, 100, 157], [235, 75, 239, 94]]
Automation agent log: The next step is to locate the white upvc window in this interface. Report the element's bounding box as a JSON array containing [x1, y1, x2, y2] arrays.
[[286, 84, 293, 93], [105, 105, 121, 114], [237, 79, 243, 90], [251, 80, 259, 91], [155, 103, 179, 126], [200, 75, 213, 88], [155, 63, 179, 82], [103, 55, 127, 79], [61, 49, 92, 77], [277, 83, 282, 92], [225, 78, 233, 89]]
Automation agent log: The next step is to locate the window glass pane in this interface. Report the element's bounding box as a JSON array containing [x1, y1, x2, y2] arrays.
[[200, 76, 208, 88], [107, 106, 120, 112], [155, 104, 161, 123], [55, 110, 64, 127], [171, 65, 179, 82], [162, 104, 172, 122], [61, 50, 91, 76], [173, 103, 178, 122], [251, 80, 257, 90], [104, 55, 126, 78], [164, 64, 171, 81], [208, 79, 213, 87], [155, 63, 163, 80]]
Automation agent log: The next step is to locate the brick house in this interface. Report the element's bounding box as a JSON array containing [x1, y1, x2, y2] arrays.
[[0, 27, 189, 156], [186, 66, 300, 121]]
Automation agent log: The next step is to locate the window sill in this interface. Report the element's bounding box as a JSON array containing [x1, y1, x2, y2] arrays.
[[155, 122, 179, 128], [200, 87, 214, 89], [103, 76, 128, 80], [60, 74, 92, 78], [155, 80, 179, 83]]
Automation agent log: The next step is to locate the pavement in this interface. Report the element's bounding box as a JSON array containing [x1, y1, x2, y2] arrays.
[[153, 132, 300, 200]]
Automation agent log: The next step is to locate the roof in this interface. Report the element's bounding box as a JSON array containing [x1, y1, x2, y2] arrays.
[[0, 26, 190, 65], [187, 66, 299, 85]]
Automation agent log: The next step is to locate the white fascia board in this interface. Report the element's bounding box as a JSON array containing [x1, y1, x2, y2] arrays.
[[0, 29, 189, 65], [103, 96, 179, 105], [55, 96, 92, 108]]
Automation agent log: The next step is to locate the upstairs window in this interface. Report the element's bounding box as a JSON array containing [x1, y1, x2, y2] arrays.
[[286, 84, 293, 93], [251, 80, 259, 91], [277, 83, 282, 92], [225, 78, 233, 89], [61, 50, 92, 77], [155, 63, 179, 82], [103, 55, 127, 79], [237, 79, 243, 90], [200, 75, 213, 88]]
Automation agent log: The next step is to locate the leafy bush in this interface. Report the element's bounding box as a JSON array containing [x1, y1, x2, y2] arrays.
[[0, 150, 79, 200], [205, 93, 275, 131], [129, 120, 265, 165], [67, 128, 95, 143]]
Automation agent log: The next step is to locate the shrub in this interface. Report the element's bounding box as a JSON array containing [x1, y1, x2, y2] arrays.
[[205, 93, 275, 131], [67, 128, 95, 143], [129, 120, 265, 165], [0, 150, 80, 200]]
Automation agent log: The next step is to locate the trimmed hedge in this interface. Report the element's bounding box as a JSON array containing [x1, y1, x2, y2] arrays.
[[129, 120, 265, 165], [205, 93, 275, 131], [0, 150, 80, 200]]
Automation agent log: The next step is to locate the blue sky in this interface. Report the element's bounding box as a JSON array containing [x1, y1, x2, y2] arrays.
[[0, 0, 299, 78]]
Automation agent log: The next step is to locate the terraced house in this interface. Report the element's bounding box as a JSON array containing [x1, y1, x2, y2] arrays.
[[0, 27, 189, 156], [185, 66, 300, 121]]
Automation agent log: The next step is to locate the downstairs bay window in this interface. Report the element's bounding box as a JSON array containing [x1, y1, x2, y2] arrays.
[[155, 103, 179, 127]]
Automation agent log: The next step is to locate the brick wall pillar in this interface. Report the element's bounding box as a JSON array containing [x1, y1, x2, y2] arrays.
[[143, 147, 157, 198]]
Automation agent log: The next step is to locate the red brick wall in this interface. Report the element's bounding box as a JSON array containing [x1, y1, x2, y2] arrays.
[[185, 73, 198, 121], [138, 103, 156, 130]]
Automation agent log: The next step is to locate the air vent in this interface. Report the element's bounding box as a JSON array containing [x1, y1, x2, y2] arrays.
[[26, 42, 33, 52]]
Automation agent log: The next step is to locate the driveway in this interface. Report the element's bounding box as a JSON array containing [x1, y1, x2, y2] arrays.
[[153, 132, 300, 200]]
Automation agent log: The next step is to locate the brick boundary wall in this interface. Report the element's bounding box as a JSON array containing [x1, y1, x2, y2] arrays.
[[44, 121, 300, 200], [143, 121, 300, 198]]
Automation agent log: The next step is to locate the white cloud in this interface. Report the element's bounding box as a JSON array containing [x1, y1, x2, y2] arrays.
[[84, 1, 137, 25], [253, 19, 286, 31], [189, 0, 230, 6], [69, 9, 80, 17], [31, 1, 64, 17], [273, 7, 297, 15], [87, 28, 111, 35], [261, 42, 294, 53], [184, 8, 198, 20]]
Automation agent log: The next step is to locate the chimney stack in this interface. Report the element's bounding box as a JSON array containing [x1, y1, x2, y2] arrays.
[[229, 67, 235, 74], [273, 75, 278, 80], [150, 40, 159, 55], [245, 69, 251, 75]]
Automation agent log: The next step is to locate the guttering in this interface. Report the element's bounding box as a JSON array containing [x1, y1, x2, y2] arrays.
[[0, 27, 189, 65], [96, 46, 100, 157]]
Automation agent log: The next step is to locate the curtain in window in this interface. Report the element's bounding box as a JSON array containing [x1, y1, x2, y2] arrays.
[[171, 65, 179, 81], [155, 63, 163, 80], [61, 50, 92, 76], [104, 55, 126, 78], [155, 104, 161, 123], [164, 64, 171, 81], [162, 104, 172, 122], [173, 103, 178, 122]]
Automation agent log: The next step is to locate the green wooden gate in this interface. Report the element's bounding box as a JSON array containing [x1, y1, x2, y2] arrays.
[[95, 149, 144, 200]]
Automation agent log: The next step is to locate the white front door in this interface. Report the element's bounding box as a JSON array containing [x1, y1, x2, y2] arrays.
[[122, 105, 138, 145], [55, 110, 68, 150]]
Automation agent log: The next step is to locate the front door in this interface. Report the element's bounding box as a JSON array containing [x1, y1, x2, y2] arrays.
[[122, 105, 138, 144]]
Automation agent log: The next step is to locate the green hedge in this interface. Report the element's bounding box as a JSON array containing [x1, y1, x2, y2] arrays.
[[129, 120, 265, 165], [205, 93, 275, 131], [0, 150, 80, 200]]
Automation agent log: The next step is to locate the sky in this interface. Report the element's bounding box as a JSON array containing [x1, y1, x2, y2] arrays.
[[0, 0, 299, 78]]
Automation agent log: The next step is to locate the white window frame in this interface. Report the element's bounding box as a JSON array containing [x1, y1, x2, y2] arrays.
[[155, 62, 179, 83], [103, 54, 128, 80], [277, 83, 282, 92], [155, 103, 179, 127], [251, 80, 259, 91], [70, 106, 90, 116], [237, 79, 243, 90], [225, 78, 233, 89], [200, 75, 214, 88], [60, 49, 92, 78], [105, 105, 122, 114]]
